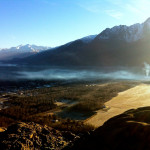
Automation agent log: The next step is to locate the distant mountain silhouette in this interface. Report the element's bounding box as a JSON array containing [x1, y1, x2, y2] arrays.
[[10, 18, 150, 68]]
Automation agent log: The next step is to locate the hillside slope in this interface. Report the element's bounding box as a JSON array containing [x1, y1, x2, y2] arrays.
[[68, 106, 150, 150]]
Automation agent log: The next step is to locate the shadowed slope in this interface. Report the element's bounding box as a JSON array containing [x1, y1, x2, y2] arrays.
[[67, 107, 150, 150]]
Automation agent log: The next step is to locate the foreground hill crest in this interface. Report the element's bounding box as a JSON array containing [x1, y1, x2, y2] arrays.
[[68, 106, 150, 150], [0, 122, 78, 150]]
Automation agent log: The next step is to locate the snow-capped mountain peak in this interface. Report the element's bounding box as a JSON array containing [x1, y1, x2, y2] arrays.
[[0, 44, 50, 60], [1, 44, 50, 52], [97, 18, 150, 43]]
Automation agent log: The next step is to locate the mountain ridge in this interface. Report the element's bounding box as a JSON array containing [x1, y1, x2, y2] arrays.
[[96, 17, 150, 42], [8, 18, 150, 68]]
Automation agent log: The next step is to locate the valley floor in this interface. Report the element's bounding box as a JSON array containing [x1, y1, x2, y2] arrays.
[[0, 79, 140, 133], [85, 83, 150, 127]]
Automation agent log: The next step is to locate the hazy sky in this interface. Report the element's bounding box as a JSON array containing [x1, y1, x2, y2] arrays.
[[0, 0, 150, 48]]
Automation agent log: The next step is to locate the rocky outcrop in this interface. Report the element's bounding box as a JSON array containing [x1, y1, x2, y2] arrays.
[[0, 122, 78, 150], [2, 107, 150, 150], [67, 106, 150, 150]]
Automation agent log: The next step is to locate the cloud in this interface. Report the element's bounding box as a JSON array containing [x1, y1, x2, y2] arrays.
[[77, 0, 104, 13], [125, 0, 150, 18], [78, 4, 101, 13], [106, 0, 150, 21], [77, 0, 150, 22], [79, 4, 100, 13], [78, 0, 123, 20], [105, 10, 123, 19]]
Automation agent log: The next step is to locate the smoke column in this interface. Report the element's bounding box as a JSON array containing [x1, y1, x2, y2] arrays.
[[144, 62, 150, 77]]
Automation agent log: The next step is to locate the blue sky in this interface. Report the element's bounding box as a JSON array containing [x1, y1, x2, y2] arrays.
[[0, 0, 150, 48]]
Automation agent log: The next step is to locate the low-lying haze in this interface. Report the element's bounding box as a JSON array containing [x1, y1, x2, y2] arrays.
[[0, 64, 149, 81]]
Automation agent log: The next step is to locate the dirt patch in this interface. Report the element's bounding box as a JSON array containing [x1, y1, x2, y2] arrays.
[[55, 99, 77, 107]]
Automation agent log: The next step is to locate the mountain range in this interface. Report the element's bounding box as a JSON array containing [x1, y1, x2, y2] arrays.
[[4, 18, 150, 69], [0, 44, 50, 60]]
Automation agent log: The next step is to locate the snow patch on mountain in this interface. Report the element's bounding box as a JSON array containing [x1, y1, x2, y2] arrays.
[[62, 34, 97, 47], [81, 35, 97, 43]]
